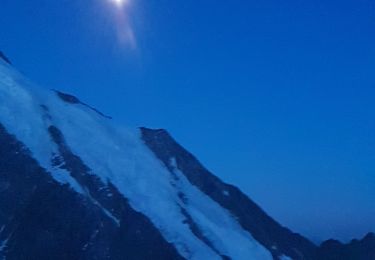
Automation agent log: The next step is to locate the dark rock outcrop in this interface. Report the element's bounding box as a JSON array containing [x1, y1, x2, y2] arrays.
[[318, 233, 375, 260]]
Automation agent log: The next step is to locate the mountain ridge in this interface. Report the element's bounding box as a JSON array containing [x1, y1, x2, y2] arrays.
[[0, 51, 374, 259]]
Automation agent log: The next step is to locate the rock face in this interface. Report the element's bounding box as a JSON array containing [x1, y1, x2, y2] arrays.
[[0, 52, 374, 260], [0, 123, 182, 260]]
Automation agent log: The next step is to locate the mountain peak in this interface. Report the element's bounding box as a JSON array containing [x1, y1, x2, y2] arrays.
[[364, 232, 375, 240]]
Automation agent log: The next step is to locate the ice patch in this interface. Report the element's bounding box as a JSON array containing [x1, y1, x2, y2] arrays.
[[169, 157, 272, 260], [49, 167, 84, 194], [0, 237, 9, 255], [0, 65, 84, 195], [84, 187, 120, 226]]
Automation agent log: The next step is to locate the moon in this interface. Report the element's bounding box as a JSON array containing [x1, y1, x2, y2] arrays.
[[110, 0, 129, 7]]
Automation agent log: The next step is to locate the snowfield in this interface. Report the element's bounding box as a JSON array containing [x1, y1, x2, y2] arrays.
[[0, 59, 272, 260]]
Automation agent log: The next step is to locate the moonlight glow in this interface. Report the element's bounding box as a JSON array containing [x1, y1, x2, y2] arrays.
[[110, 0, 129, 7], [107, 0, 137, 49]]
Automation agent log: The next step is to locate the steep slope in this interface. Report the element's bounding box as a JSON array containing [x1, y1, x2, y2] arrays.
[[0, 123, 181, 260], [140, 129, 375, 260], [141, 128, 317, 260], [0, 53, 374, 260], [0, 56, 271, 259]]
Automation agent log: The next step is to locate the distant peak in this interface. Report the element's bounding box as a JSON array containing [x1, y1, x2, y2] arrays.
[[139, 127, 172, 142], [363, 232, 375, 242], [140, 127, 170, 136], [0, 51, 11, 64]]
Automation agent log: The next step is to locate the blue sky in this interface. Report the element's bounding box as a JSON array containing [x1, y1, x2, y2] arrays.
[[1, 0, 374, 242]]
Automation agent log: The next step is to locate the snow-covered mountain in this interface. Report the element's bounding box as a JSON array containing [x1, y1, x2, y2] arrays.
[[0, 53, 374, 260]]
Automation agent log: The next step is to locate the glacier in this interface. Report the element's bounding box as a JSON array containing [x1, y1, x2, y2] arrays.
[[1, 54, 374, 260], [0, 57, 272, 259]]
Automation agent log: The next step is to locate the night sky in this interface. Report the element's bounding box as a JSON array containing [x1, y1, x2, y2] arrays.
[[1, 0, 374, 242]]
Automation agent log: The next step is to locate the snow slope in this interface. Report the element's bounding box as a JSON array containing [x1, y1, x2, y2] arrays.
[[0, 59, 272, 259]]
